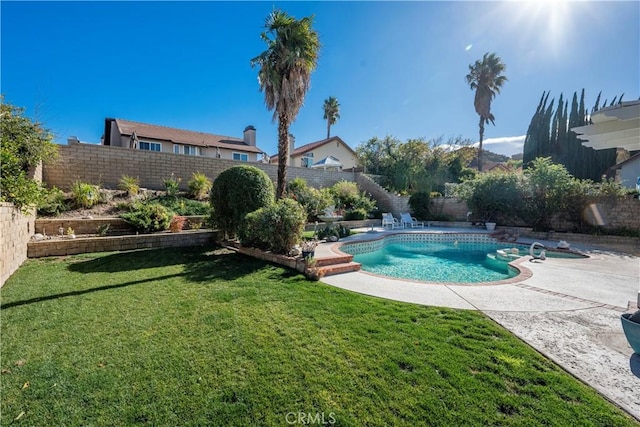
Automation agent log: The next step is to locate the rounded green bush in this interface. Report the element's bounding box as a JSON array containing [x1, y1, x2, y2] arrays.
[[210, 165, 275, 238], [239, 198, 307, 254]]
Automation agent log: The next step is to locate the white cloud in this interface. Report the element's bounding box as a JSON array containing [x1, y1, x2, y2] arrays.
[[474, 135, 526, 157]]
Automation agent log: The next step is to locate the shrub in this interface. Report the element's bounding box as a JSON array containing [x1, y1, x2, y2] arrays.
[[187, 172, 212, 201], [96, 224, 110, 236], [169, 215, 187, 232], [163, 174, 181, 197], [520, 158, 577, 230], [154, 196, 209, 216], [210, 165, 275, 239], [70, 181, 101, 209], [118, 175, 140, 196], [344, 208, 368, 221], [239, 198, 306, 254], [286, 178, 334, 220], [0, 98, 57, 212], [456, 172, 522, 224], [408, 192, 430, 220], [37, 186, 67, 216], [316, 223, 351, 240], [330, 181, 376, 213], [120, 202, 171, 233]]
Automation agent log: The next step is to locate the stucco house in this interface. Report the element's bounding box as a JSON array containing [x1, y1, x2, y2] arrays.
[[102, 118, 267, 162], [270, 135, 358, 170]]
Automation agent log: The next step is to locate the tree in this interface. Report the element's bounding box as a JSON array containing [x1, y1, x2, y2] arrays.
[[322, 96, 340, 139], [465, 52, 508, 172], [0, 97, 57, 212], [522, 90, 618, 180], [251, 10, 320, 199]]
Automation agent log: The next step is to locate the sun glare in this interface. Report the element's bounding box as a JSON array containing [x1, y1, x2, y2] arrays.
[[499, 0, 576, 58]]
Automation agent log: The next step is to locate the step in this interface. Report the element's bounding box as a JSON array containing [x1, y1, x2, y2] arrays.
[[318, 262, 361, 277], [315, 254, 353, 267]]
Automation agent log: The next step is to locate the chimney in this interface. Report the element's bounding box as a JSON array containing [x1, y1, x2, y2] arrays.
[[67, 136, 80, 145], [243, 125, 256, 146], [287, 133, 296, 166]]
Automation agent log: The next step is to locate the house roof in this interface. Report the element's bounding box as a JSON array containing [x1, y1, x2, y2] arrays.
[[611, 152, 640, 169], [269, 136, 355, 161], [114, 119, 264, 153]]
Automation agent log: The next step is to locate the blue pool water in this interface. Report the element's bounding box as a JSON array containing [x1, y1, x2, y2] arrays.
[[352, 242, 520, 283]]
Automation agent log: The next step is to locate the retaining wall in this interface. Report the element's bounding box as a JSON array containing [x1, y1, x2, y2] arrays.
[[27, 230, 217, 258], [1, 204, 36, 286], [43, 143, 357, 191], [1, 163, 42, 286]]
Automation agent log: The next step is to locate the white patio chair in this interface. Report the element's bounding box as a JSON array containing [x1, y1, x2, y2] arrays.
[[400, 213, 425, 228], [382, 213, 402, 229]]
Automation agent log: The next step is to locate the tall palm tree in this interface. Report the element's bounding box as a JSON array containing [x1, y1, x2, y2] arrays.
[[465, 52, 507, 172], [323, 96, 340, 139], [251, 10, 320, 199]]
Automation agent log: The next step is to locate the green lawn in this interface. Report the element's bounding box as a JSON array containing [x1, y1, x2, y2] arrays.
[[1, 246, 636, 426]]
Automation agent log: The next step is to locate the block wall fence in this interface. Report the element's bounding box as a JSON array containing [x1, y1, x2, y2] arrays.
[[1, 163, 42, 286], [43, 143, 357, 192]]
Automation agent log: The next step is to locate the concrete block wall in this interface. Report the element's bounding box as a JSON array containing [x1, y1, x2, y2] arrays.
[[0, 204, 36, 286], [356, 174, 409, 217], [43, 143, 357, 191]]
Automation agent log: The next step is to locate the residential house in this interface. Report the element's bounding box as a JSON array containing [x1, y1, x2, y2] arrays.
[[572, 100, 640, 188], [102, 118, 267, 162], [270, 135, 358, 170]]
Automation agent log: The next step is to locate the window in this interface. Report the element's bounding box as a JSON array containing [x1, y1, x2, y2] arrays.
[[301, 153, 313, 167], [173, 145, 180, 154], [233, 152, 249, 162], [184, 146, 198, 156], [140, 141, 161, 152]]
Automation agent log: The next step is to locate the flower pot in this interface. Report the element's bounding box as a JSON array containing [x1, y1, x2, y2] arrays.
[[621, 312, 640, 355], [485, 222, 496, 231]]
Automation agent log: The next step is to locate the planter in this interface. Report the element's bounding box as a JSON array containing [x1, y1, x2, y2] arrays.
[[485, 222, 496, 231], [621, 312, 640, 355]]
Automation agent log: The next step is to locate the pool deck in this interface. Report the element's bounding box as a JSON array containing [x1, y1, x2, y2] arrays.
[[317, 226, 640, 420]]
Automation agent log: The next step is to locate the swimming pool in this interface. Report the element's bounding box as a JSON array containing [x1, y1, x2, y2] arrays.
[[339, 233, 582, 284]]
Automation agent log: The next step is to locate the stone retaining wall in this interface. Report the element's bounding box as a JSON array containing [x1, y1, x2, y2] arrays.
[[1, 204, 36, 286], [27, 230, 217, 258], [1, 163, 42, 286], [35, 216, 206, 236]]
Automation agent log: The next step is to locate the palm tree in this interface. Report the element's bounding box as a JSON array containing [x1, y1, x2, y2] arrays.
[[323, 96, 340, 139], [251, 10, 320, 199], [465, 52, 507, 172]]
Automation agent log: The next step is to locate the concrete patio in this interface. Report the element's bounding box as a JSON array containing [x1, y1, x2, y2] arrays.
[[317, 227, 640, 420]]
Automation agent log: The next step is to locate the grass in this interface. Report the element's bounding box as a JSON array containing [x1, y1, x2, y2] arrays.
[[1, 247, 637, 426]]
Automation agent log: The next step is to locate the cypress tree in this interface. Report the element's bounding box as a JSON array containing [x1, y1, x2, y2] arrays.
[[524, 89, 619, 179]]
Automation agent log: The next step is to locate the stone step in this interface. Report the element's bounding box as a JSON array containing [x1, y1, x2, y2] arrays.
[[318, 262, 361, 277], [315, 254, 353, 267]]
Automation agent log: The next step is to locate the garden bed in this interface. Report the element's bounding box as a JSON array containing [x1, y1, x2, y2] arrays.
[[27, 229, 218, 257]]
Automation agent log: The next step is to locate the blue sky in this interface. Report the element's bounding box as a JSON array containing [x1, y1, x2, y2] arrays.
[[2, 1, 638, 157]]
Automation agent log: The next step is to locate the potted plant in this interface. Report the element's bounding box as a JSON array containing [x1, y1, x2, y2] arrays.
[[301, 239, 319, 259], [303, 255, 324, 281], [621, 310, 640, 355]]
